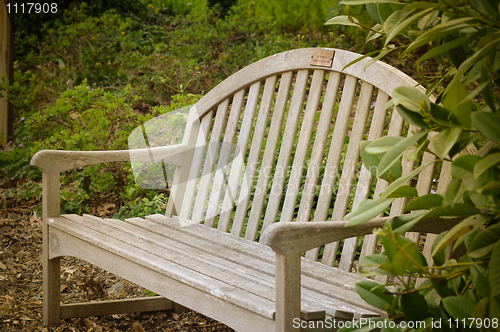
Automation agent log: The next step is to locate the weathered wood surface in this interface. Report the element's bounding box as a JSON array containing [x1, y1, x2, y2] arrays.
[[31, 48, 455, 331], [60, 297, 173, 319]]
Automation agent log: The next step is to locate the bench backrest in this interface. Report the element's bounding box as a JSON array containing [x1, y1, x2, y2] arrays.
[[164, 48, 448, 272]]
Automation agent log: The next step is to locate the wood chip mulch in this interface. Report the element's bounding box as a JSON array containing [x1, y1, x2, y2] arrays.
[[0, 190, 234, 332]]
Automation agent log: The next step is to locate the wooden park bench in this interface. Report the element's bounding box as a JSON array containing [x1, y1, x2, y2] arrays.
[[31, 48, 459, 331]]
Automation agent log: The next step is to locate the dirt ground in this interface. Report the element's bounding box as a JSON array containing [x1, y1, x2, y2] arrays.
[[0, 189, 234, 332]]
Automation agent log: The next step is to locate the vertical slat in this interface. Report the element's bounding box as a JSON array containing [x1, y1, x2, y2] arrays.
[[166, 108, 203, 216], [245, 73, 292, 241], [179, 111, 214, 219], [218, 81, 262, 232], [205, 89, 246, 227], [322, 82, 373, 267], [297, 72, 341, 222], [338, 90, 389, 271], [358, 92, 390, 260], [231, 75, 278, 237], [305, 75, 357, 261], [191, 100, 230, 223], [274, 253, 301, 332], [43, 172, 61, 326], [280, 70, 325, 222], [260, 70, 309, 234]]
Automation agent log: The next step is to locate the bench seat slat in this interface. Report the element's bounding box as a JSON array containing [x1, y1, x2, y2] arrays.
[[118, 221, 378, 319], [49, 215, 276, 320], [147, 215, 363, 289], [142, 216, 383, 317], [55, 214, 382, 319], [127, 218, 381, 317]]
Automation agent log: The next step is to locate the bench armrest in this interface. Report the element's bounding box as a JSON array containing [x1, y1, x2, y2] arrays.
[[260, 216, 461, 255], [31, 144, 187, 174]]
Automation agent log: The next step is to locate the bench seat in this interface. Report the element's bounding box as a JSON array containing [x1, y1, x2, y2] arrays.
[[48, 213, 384, 331]]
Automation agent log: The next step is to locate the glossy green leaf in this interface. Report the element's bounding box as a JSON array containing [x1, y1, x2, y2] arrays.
[[481, 64, 496, 113], [340, 0, 400, 4], [366, 3, 381, 23], [471, 264, 491, 298], [478, 181, 500, 195], [442, 80, 472, 128], [361, 254, 388, 266], [364, 136, 404, 154], [392, 86, 430, 113], [452, 155, 481, 179], [431, 127, 463, 160], [385, 8, 434, 45], [404, 18, 475, 55], [355, 280, 394, 311], [378, 130, 428, 177], [345, 197, 394, 226], [448, 133, 477, 159], [400, 292, 431, 322], [449, 34, 500, 94], [417, 8, 439, 30], [473, 152, 500, 179], [489, 240, 500, 297], [432, 214, 488, 256], [473, 298, 490, 321], [325, 15, 360, 26], [393, 242, 419, 275], [390, 210, 428, 234], [416, 37, 468, 65], [395, 105, 430, 129], [472, 111, 500, 141], [444, 178, 463, 206], [381, 235, 397, 262], [468, 222, 500, 255], [432, 232, 448, 266], [366, 23, 383, 42], [442, 296, 477, 319], [386, 185, 418, 198], [490, 296, 500, 321], [404, 194, 443, 212], [361, 140, 401, 182], [430, 278, 456, 298], [382, 161, 435, 199], [383, 10, 410, 36], [472, 0, 500, 19], [378, 3, 395, 23]]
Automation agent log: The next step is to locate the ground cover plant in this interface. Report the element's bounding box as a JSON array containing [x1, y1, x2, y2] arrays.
[[328, 1, 500, 331], [1, 0, 332, 219]]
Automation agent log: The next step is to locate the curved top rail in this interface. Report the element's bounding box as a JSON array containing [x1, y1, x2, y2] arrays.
[[194, 48, 421, 118]]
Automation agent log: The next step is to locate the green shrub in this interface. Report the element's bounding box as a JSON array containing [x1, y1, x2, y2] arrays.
[[328, 1, 500, 331]]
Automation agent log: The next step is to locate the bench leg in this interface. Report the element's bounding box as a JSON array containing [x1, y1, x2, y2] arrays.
[[43, 250, 61, 325], [275, 253, 301, 332], [42, 172, 62, 326]]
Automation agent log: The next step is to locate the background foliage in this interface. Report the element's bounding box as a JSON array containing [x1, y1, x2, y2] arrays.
[[1, 0, 344, 218]]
